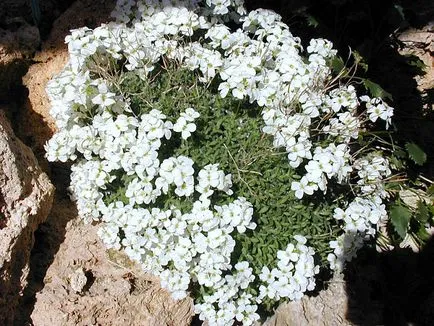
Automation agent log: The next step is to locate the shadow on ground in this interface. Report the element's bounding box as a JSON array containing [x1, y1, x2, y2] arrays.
[[345, 237, 434, 326], [15, 163, 75, 325]]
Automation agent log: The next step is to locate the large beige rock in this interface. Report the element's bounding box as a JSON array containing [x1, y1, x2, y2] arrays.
[[28, 199, 194, 326], [20, 0, 116, 156], [0, 109, 55, 325], [261, 277, 351, 326]]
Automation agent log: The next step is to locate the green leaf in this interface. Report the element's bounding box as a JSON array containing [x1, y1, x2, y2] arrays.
[[404, 54, 427, 72], [390, 204, 412, 238], [429, 204, 434, 217], [352, 50, 368, 72], [415, 226, 431, 243], [415, 200, 429, 223], [394, 148, 407, 159], [405, 142, 427, 165], [363, 79, 393, 100], [303, 14, 319, 28], [258, 206, 269, 214], [389, 155, 404, 169], [331, 56, 345, 73]]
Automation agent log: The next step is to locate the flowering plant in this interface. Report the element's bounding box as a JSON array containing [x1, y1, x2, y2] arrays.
[[44, 0, 419, 324]]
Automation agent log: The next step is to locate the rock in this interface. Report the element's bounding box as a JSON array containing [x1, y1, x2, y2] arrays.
[[261, 277, 351, 326], [0, 0, 76, 44], [20, 0, 116, 157], [260, 273, 381, 326], [397, 24, 434, 110], [0, 109, 55, 325], [0, 18, 40, 101], [260, 265, 386, 326], [28, 200, 194, 326], [69, 268, 88, 294]]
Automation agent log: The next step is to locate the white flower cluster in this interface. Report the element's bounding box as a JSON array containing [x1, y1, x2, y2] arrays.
[[197, 8, 393, 248], [173, 107, 200, 139], [327, 232, 365, 271], [197, 163, 233, 203], [354, 154, 392, 197], [45, 0, 399, 323], [291, 143, 353, 199], [327, 153, 392, 271], [333, 197, 387, 234], [258, 235, 319, 302], [112, 0, 245, 25], [157, 156, 195, 196], [59, 105, 256, 302], [195, 261, 259, 325], [96, 196, 255, 301], [360, 95, 394, 129]]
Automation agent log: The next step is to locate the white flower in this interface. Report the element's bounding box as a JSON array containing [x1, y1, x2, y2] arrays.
[[92, 84, 116, 107], [260, 236, 319, 302], [291, 176, 317, 199], [173, 116, 197, 139], [182, 107, 200, 121]]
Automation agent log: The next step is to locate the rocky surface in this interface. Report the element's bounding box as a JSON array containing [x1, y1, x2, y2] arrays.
[[262, 268, 386, 326], [0, 0, 76, 45], [262, 278, 351, 326], [23, 198, 194, 326], [0, 109, 55, 325], [397, 23, 434, 111]]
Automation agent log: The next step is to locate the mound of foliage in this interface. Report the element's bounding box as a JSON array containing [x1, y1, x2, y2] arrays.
[[44, 0, 432, 324]]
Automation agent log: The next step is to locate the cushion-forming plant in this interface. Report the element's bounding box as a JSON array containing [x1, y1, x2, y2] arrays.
[[45, 1, 396, 324]]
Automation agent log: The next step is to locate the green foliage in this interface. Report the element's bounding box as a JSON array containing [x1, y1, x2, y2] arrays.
[[304, 14, 319, 28], [104, 59, 342, 282], [415, 200, 429, 224], [403, 54, 428, 73], [390, 203, 412, 238], [362, 79, 393, 101], [352, 50, 369, 73], [405, 142, 427, 166], [330, 56, 345, 74], [328, 51, 394, 102], [388, 193, 434, 244]]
